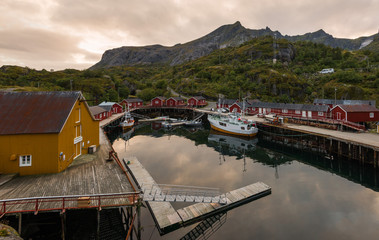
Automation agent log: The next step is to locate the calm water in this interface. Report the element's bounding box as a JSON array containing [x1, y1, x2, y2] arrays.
[[111, 123, 379, 240]]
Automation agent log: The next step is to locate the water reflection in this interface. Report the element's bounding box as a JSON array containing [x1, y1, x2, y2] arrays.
[[110, 124, 379, 240]]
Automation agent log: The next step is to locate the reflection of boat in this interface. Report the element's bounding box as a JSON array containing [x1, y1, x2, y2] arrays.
[[208, 132, 258, 153], [120, 110, 134, 129], [184, 119, 202, 127], [122, 127, 135, 141]]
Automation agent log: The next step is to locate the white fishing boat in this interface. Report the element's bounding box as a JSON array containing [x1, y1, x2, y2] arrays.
[[120, 109, 135, 130], [207, 99, 258, 137]]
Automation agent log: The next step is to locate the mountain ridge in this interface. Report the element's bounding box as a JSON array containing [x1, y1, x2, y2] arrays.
[[90, 22, 378, 69]]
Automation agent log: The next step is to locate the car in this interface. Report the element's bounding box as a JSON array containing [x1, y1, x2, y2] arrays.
[[319, 68, 334, 74]]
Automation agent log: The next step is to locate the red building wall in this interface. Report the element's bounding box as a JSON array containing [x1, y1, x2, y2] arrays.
[[112, 104, 123, 114], [151, 97, 165, 107], [166, 99, 176, 107]]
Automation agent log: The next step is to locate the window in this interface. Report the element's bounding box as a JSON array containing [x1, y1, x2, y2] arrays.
[[155, 100, 159, 104], [219, 122, 227, 127], [295, 110, 301, 114], [282, 109, 288, 113], [318, 112, 324, 116], [241, 127, 245, 130], [19, 155, 32, 167], [75, 108, 81, 123], [370, 112, 374, 118]]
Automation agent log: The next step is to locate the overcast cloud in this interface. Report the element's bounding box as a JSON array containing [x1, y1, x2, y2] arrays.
[[1, 0, 378, 70]]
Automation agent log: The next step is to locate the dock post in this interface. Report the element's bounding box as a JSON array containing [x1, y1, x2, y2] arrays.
[[137, 202, 141, 240], [96, 210, 100, 240], [18, 213, 22, 235], [60, 212, 66, 240]]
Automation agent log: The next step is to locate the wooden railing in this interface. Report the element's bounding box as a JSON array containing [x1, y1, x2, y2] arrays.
[[0, 192, 140, 217]]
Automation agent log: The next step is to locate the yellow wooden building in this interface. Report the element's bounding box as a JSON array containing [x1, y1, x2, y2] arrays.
[[0, 91, 99, 175]]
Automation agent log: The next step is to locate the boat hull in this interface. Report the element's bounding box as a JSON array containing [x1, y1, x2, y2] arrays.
[[210, 124, 257, 137]]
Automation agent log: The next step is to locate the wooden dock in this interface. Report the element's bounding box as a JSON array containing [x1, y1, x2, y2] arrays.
[[123, 156, 271, 235], [0, 129, 137, 215]]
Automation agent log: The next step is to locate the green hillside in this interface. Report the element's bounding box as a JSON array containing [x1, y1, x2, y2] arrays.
[[1, 36, 378, 106]]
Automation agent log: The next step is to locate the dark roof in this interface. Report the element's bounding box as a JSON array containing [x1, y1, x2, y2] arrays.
[[99, 101, 122, 107], [99, 105, 112, 111], [168, 97, 185, 101], [122, 98, 143, 103], [0, 91, 81, 135], [251, 102, 329, 112], [221, 99, 238, 105], [301, 104, 329, 112], [152, 96, 166, 101], [191, 96, 206, 100], [89, 106, 107, 115], [314, 99, 376, 106], [336, 105, 379, 112]]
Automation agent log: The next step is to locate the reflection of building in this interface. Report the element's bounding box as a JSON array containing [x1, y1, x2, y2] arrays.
[[0, 91, 99, 175]]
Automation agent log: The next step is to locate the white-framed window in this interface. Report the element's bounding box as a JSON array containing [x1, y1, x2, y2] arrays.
[[282, 109, 288, 113], [295, 110, 301, 114], [75, 108, 81, 123], [370, 112, 374, 118], [155, 100, 159, 104], [318, 112, 324, 116], [19, 155, 32, 167]]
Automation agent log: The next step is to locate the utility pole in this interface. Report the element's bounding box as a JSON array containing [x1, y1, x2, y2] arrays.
[[334, 88, 337, 106], [70, 80, 73, 91]]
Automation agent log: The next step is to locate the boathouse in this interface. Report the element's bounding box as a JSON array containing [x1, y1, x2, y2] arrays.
[[229, 101, 253, 114], [331, 105, 379, 122], [217, 99, 238, 109], [151, 96, 166, 107], [98, 101, 123, 114], [166, 97, 186, 107], [188, 96, 207, 107], [0, 91, 99, 176], [120, 98, 143, 109], [89, 106, 109, 120]]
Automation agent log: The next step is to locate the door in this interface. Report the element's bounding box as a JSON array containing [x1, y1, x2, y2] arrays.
[[74, 142, 81, 158], [336, 112, 341, 120], [259, 108, 262, 114]]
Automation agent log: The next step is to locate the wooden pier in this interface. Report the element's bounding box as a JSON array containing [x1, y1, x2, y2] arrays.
[[0, 128, 138, 215], [123, 156, 271, 235]]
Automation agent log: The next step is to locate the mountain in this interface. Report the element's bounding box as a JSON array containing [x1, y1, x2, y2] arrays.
[[90, 22, 378, 69]]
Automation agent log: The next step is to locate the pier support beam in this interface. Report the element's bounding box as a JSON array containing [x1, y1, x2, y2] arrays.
[[18, 213, 22, 235], [60, 212, 66, 240]]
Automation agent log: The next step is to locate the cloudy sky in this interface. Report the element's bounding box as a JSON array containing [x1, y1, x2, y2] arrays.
[[1, 0, 378, 70]]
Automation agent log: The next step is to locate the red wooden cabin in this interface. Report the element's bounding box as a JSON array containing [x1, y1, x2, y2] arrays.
[[188, 96, 207, 107], [120, 98, 143, 109], [151, 97, 166, 107], [166, 97, 186, 107], [89, 106, 109, 120], [98, 102, 123, 114], [331, 105, 379, 122]]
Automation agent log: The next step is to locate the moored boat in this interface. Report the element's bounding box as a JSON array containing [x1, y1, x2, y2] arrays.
[[207, 113, 258, 137], [120, 111, 134, 129], [208, 98, 258, 137]]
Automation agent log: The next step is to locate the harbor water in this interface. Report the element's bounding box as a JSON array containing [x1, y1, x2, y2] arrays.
[[111, 123, 379, 240]]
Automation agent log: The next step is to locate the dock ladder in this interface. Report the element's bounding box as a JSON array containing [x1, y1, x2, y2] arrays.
[[141, 184, 227, 205]]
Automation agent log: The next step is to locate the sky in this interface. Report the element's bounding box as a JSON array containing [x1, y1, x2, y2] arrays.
[[1, 0, 378, 71]]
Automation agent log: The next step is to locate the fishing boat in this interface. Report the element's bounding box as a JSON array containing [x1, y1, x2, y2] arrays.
[[207, 99, 258, 137], [120, 110, 134, 130]]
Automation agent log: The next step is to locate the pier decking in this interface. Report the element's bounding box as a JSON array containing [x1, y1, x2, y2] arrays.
[[123, 156, 271, 234], [0, 128, 137, 215]]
